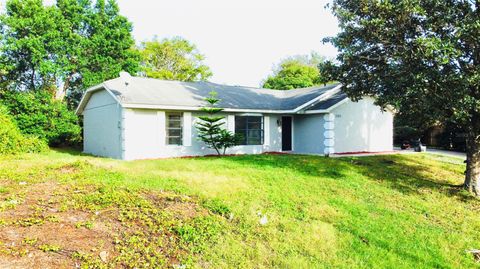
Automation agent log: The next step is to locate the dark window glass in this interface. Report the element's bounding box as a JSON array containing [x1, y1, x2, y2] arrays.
[[248, 121, 262, 129], [166, 113, 183, 145], [234, 116, 264, 145], [235, 118, 247, 130], [168, 137, 182, 145]]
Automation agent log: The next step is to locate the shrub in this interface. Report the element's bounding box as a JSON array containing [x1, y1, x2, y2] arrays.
[[0, 90, 81, 146], [0, 105, 48, 154], [394, 126, 420, 144]]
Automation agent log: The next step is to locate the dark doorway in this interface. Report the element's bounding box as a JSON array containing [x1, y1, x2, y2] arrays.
[[282, 116, 292, 151]]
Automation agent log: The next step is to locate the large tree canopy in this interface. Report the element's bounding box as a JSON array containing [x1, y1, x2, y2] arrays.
[[0, 0, 63, 92], [0, 0, 139, 107], [262, 53, 326, 90], [139, 37, 212, 82], [322, 0, 479, 194]]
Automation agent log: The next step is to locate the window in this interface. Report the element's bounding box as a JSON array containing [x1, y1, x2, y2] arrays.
[[166, 113, 183, 145], [235, 116, 264, 145]]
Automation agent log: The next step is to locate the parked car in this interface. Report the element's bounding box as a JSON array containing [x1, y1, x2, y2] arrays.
[[401, 140, 411, 150], [411, 138, 427, 152], [400, 139, 427, 152]]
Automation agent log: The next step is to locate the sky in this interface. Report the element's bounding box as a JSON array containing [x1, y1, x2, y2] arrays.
[[1, 0, 340, 87]]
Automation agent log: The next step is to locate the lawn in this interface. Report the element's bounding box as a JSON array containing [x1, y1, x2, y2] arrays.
[[0, 150, 479, 268]]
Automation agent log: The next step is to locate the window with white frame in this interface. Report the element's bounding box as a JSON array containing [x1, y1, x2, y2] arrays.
[[166, 112, 183, 145], [235, 116, 264, 145]]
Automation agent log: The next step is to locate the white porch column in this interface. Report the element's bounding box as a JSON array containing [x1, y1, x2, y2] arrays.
[[323, 113, 335, 155]]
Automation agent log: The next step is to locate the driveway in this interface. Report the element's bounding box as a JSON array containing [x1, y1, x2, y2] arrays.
[[423, 148, 465, 159], [333, 148, 466, 159], [395, 147, 466, 159]]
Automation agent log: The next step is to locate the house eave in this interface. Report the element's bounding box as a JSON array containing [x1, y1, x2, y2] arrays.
[[121, 103, 298, 114]]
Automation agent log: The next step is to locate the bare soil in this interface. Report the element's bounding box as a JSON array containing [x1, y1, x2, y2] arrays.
[[0, 180, 203, 268]]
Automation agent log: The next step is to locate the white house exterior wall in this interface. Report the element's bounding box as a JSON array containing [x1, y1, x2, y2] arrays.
[[82, 90, 394, 160], [122, 109, 283, 160], [293, 114, 326, 154], [332, 97, 393, 153], [83, 90, 122, 159]]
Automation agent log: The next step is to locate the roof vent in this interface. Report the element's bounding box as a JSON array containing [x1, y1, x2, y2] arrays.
[[119, 71, 132, 86]]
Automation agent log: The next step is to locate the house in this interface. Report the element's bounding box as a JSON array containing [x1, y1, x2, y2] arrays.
[[76, 72, 393, 160]]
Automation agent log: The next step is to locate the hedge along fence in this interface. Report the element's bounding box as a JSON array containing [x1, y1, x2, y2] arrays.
[[0, 105, 48, 154]]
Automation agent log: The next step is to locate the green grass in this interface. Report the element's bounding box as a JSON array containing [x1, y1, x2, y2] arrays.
[[0, 149, 479, 268]]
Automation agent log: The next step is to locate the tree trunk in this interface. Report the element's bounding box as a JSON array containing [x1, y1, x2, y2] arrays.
[[464, 130, 480, 196], [209, 133, 221, 156], [58, 73, 73, 100]]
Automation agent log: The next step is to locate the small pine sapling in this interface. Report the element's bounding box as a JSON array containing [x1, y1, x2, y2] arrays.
[[196, 91, 241, 155]]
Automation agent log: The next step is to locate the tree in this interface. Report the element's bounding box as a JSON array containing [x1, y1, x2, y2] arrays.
[[0, 89, 81, 146], [262, 52, 326, 90], [196, 92, 240, 155], [322, 0, 480, 194], [73, 0, 139, 99], [140, 37, 212, 82], [0, 0, 139, 108], [0, 0, 64, 92]]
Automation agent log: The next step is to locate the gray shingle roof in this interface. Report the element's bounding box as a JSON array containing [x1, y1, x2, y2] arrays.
[[305, 91, 348, 111], [77, 76, 345, 114]]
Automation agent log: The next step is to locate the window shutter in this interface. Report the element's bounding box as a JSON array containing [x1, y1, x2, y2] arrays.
[[183, 112, 192, 146], [264, 116, 270, 146], [227, 115, 235, 132]]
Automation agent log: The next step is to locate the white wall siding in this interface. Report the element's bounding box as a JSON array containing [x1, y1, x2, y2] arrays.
[[84, 90, 117, 111], [83, 90, 122, 159], [293, 114, 326, 154], [332, 98, 393, 153], [122, 110, 282, 160], [123, 109, 162, 160], [158, 111, 166, 146]]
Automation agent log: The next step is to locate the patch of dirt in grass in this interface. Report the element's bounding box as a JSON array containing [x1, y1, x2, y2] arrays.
[[54, 161, 92, 174], [57, 166, 78, 174], [0, 180, 211, 268], [0, 221, 116, 268], [146, 192, 205, 220]]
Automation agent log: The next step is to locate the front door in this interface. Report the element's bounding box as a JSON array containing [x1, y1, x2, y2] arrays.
[[282, 116, 292, 151]]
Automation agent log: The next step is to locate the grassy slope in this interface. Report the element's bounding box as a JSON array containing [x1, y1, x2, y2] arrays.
[[1, 150, 479, 268]]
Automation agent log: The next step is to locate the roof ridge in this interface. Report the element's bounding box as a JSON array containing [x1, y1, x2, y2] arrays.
[[128, 75, 339, 94]]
